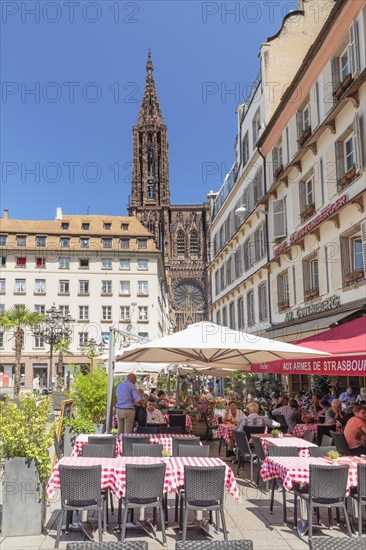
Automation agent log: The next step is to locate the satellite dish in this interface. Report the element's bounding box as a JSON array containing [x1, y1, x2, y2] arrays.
[[125, 324, 134, 333]]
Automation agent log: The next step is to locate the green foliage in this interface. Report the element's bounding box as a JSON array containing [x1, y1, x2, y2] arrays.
[[68, 367, 108, 424], [327, 450, 340, 459], [63, 415, 95, 437], [156, 374, 176, 391], [0, 393, 54, 481], [226, 371, 283, 403], [311, 375, 332, 396]]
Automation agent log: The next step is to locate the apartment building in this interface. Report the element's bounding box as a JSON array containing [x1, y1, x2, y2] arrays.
[[0, 209, 170, 387], [209, 0, 366, 395]]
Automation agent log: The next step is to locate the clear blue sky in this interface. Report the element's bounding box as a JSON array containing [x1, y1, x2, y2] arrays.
[[1, 1, 291, 220]]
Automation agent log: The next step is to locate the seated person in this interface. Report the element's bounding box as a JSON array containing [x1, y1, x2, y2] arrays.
[[338, 403, 355, 428], [318, 398, 331, 419], [237, 401, 280, 431], [344, 405, 366, 455], [146, 400, 165, 424], [356, 387, 366, 404], [272, 397, 300, 433], [308, 393, 322, 419], [156, 390, 170, 408], [325, 398, 344, 426], [223, 401, 246, 425], [339, 385, 356, 408]]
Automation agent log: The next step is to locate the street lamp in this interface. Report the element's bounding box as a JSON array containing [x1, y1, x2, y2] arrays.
[[80, 337, 105, 371], [32, 305, 74, 389]]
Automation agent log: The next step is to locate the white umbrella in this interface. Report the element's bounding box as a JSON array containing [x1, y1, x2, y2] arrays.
[[113, 362, 170, 375], [117, 321, 331, 369]]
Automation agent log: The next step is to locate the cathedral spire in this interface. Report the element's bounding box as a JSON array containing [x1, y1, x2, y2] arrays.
[[138, 49, 163, 125]]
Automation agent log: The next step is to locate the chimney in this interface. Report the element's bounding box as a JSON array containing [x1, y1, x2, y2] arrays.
[[3, 209, 9, 219], [55, 207, 62, 220]]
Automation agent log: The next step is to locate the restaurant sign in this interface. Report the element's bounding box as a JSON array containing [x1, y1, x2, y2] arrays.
[[284, 294, 341, 322], [274, 195, 347, 257], [252, 355, 366, 376]]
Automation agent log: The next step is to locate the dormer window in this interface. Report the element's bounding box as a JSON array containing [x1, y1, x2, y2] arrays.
[[17, 236, 27, 246], [36, 236, 46, 247], [61, 222, 69, 230], [81, 223, 90, 230], [121, 223, 129, 230], [103, 223, 112, 230]]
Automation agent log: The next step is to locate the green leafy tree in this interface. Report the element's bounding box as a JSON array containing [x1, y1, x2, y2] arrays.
[[311, 375, 332, 396], [53, 338, 73, 390], [0, 306, 45, 396], [69, 367, 108, 424]]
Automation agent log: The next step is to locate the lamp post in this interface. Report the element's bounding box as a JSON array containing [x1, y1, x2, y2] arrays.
[[33, 305, 74, 389], [80, 338, 105, 371]]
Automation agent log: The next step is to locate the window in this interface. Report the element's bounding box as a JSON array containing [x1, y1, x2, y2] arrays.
[[103, 223, 112, 230], [59, 305, 70, 317], [61, 222, 69, 230], [335, 116, 362, 184], [121, 223, 129, 230], [300, 176, 315, 220], [16, 257, 26, 268], [137, 259, 148, 270], [120, 306, 131, 320], [226, 257, 233, 285], [351, 236, 363, 272], [79, 280, 89, 294], [344, 135, 355, 172], [0, 256, 6, 267], [0, 304, 4, 315], [215, 270, 220, 295], [302, 103, 311, 131], [332, 22, 360, 90], [310, 259, 319, 291], [60, 237, 70, 248], [138, 281, 149, 295], [79, 332, 88, 347], [0, 279, 5, 293], [243, 238, 253, 270], [216, 310, 221, 326], [36, 236, 46, 247], [138, 306, 148, 321], [247, 291, 255, 325], [119, 259, 130, 270], [102, 306, 112, 321], [81, 223, 90, 230], [242, 132, 249, 165], [0, 235, 7, 245], [259, 284, 268, 321], [101, 258, 112, 270], [34, 305, 45, 314], [59, 280, 70, 294], [277, 271, 289, 309], [138, 332, 148, 341], [220, 266, 225, 290], [15, 279, 26, 293], [254, 225, 265, 261], [79, 258, 89, 269], [120, 238, 130, 249], [341, 226, 365, 285], [102, 238, 112, 248], [80, 238, 89, 248], [17, 236, 27, 246], [119, 281, 130, 295], [297, 100, 311, 144], [138, 239, 147, 250], [253, 168, 263, 205], [59, 257, 70, 269], [237, 297, 244, 330], [252, 110, 261, 147], [303, 255, 319, 300], [219, 226, 225, 249], [79, 306, 89, 321], [0, 332, 4, 348], [272, 198, 287, 239], [177, 231, 185, 255], [34, 279, 46, 294], [229, 302, 235, 329], [340, 46, 350, 83], [190, 231, 199, 256], [36, 257, 46, 269], [222, 307, 228, 327], [102, 280, 112, 295], [273, 142, 283, 178], [34, 334, 44, 348]]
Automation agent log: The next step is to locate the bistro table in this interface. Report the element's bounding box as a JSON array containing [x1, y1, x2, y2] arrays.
[[292, 424, 320, 439], [258, 434, 318, 458], [216, 424, 237, 445]]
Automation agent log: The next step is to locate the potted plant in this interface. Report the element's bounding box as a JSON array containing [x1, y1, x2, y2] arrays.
[[355, 269, 364, 281], [162, 449, 171, 460], [346, 166, 356, 180], [68, 367, 108, 433], [298, 127, 312, 146], [0, 394, 55, 536], [327, 449, 340, 461], [278, 301, 289, 311], [271, 429, 283, 438], [310, 288, 319, 298], [304, 289, 312, 301], [338, 175, 348, 187], [341, 73, 353, 90], [334, 84, 344, 99]]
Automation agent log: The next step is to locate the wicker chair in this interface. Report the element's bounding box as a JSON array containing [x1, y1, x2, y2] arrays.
[[330, 431, 354, 456], [250, 436, 266, 485], [351, 462, 366, 536], [176, 541, 253, 550], [119, 463, 167, 545], [122, 435, 150, 456], [81, 443, 116, 458], [294, 464, 352, 541], [88, 435, 117, 446], [168, 409, 184, 414], [316, 425, 336, 447], [177, 445, 210, 457], [308, 446, 337, 458], [242, 426, 265, 441], [131, 443, 163, 457], [308, 537, 366, 550], [172, 436, 200, 457], [303, 431, 316, 444], [136, 426, 159, 434], [233, 430, 257, 481], [181, 465, 227, 541], [321, 435, 334, 447], [169, 414, 187, 430], [55, 465, 103, 548], [267, 446, 299, 524], [160, 426, 185, 434], [66, 543, 149, 550]]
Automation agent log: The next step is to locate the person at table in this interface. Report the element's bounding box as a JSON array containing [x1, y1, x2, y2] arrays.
[[272, 397, 300, 433], [338, 403, 355, 428], [339, 386, 356, 407], [344, 405, 366, 456], [146, 399, 165, 424], [116, 374, 143, 434], [318, 398, 331, 419], [325, 398, 344, 426], [223, 401, 246, 425], [356, 387, 366, 404], [307, 393, 322, 419], [237, 401, 280, 431]]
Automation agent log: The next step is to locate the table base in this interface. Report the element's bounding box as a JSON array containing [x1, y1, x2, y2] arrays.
[[65, 521, 94, 541]]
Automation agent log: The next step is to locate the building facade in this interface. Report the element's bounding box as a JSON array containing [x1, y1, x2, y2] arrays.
[[128, 52, 210, 331], [209, 0, 366, 395], [0, 210, 169, 388]]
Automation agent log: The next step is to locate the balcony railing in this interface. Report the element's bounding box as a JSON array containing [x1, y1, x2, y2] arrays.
[[212, 163, 238, 220]]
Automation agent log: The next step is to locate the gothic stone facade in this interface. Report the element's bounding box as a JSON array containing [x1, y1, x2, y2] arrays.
[[128, 52, 209, 331]]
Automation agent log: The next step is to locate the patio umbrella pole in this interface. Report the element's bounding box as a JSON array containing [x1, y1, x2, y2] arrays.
[[175, 366, 180, 407], [167, 367, 171, 397]]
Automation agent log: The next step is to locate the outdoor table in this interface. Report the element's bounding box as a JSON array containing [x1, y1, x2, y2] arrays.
[[292, 424, 320, 438], [163, 413, 193, 430], [259, 435, 318, 458], [216, 423, 237, 445]]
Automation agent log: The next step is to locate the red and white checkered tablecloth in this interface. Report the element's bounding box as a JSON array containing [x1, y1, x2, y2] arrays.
[[72, 434, 122, 457], [260, 456, 360, 493], [47, 456, 174, 500], [292, 424, 320, 438], [216, 424, 236, 444], [163, 414, 193, 430], [168, 457, 240, 502], [260, 435, 317, 458]]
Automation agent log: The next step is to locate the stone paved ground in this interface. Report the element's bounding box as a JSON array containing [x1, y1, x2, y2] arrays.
[[0, 440, 359, 549]]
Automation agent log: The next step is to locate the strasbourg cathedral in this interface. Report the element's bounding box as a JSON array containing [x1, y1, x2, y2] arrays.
[[128, 52, 209, 331]]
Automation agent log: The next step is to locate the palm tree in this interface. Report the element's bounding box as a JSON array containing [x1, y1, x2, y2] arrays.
[[0, 306, 45, 397], [53, 338, 73, 390]]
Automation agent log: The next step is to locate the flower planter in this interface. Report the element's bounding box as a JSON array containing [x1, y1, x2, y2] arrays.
[[1, 458, 45, 536], [278, 302, 289, 312], [338, 176, 348, 187], [334, 84, 344, 99], [298, 127, 311, 147], [274, 165, 284, 179], [341, 74, 353, 90], [346, 166, 356, 180], [94, 423, 106, 434]]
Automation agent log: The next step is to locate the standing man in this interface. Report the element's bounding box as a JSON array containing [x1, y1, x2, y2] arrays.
[[116, 374, 143, 434], [32, 374, 40, 394]]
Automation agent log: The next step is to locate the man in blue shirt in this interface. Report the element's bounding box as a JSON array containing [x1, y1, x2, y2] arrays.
[[339, 386, 356, 408], [116, 373, 143, 434]]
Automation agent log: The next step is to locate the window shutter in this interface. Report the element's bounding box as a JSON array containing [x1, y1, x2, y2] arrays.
[[331, 57, 340, 90], [349, 21, 360, 76], [273, 148, 278, 174], [361, 219, 366, 274], [325, 145, 337, 199], [315, 81, 320, 127], [296, 111, 303, 141], [273, 198, 286, 238], [303, 259, 310, 294], [353, 113, 363, 173], [335, 140, 345, 181], [299, 181, 306, 214]]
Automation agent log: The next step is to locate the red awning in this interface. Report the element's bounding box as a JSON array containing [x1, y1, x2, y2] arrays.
[[251, 317, 366, 376]]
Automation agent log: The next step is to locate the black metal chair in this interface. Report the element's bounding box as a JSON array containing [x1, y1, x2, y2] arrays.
[[309, 446, 337, 458], [136, 426, 159, 434], [316, 425, 336, 447], [303, 431, 316, 444], [181, 465, 227, 541], [55, 465, 103, 548], [308, 538, 366, 550], [321, 434, 334, 447], [66, 543, 148, 550], [177, 445, 210, 457], [119, 463, 167, 545], [267, 446, 299, 523], [122, 435, 150, 456], [159, 426, 184, 434], [172, 436, 200, 457], [234, 430, 257, 481], [176, 541, 253, 550], [132, 443, 164, 457], [168, 408, 184, 414], [294, 464, 352, 541], [330, 431, 354, 456], [202, 411, 217, 441], [351, 462, 366, 536], [242, 425, 266, 442], [250, 436, 267, 486], [168, 414, 187, 429]]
